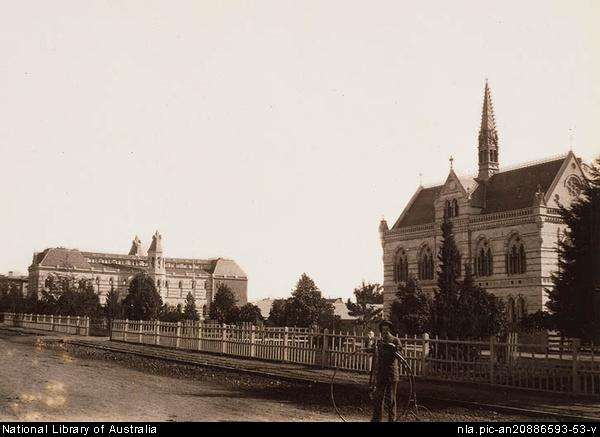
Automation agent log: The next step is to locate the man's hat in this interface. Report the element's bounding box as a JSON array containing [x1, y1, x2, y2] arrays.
[[378, 320, 394, 330]]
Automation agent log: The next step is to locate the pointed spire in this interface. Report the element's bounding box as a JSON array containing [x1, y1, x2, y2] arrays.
[[477, 80, 500, 181], [128, 235, 144, 256], [148, 230, 162, 253], [480, 79, 497, 135]]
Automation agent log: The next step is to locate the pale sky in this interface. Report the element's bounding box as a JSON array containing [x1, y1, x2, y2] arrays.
[[0, 1, 598, 301]]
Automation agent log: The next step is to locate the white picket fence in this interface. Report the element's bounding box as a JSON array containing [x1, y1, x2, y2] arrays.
[[111, 319, 600, 397], [0, 312, 90, 336]]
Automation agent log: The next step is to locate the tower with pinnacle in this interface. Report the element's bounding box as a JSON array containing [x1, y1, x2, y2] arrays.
[[147, 230, 166, 288], [477, 80, 500, 181]]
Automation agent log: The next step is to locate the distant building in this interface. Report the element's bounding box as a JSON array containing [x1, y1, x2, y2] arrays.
[[379, 81, 588, 322], [0, 271, 28, 296], [28, 231, 247, 318]]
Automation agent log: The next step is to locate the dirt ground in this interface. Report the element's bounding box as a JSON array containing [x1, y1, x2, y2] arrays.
[[0, 329, 555, 422]]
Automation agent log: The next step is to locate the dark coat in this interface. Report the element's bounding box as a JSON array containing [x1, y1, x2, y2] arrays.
[[368, 334, 402, 383]]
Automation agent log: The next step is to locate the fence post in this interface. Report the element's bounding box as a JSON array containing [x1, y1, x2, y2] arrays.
[[321, 328, 329, 368], [76, 316, 80, 335], [283, 327, 289, 362], [250, 325, 256, 358], [139, 321, 143, 344], [421, 333, 429, 377], [155, 320, 160, 346], [197, 322, 203, 351], [85, 317, 90, 336], [176, 322, 181, 349], [221, 324, 227, 354], [124, 319, 129, 342], [572, 338, 581, 394], [489, 336, 496, 385], [50, 315, 54, 332]]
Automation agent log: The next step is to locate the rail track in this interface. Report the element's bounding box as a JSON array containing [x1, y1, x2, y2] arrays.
[[65, 338, 600, 422]]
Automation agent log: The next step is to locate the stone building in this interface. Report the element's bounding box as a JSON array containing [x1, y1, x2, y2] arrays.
[[379, 82, 588, 322], [0, 271, 29, 296], [28, 231, 247, 318]]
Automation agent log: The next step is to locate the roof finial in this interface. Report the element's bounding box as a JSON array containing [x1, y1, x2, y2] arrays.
[[449, 156, 454, 170], [419, 172, 423, 186], [569, 127, 574, 151]]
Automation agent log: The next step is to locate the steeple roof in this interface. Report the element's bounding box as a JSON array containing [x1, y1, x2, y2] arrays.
[[148, 230, 163, 252], [480, 80, 497, 136]]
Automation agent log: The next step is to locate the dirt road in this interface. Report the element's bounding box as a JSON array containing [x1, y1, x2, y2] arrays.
[[0, 329, 359, 422]]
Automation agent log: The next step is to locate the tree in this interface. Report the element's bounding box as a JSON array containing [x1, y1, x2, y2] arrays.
[[456, 265, 505, 340], [55, 278, 102, 317], [390, 275, 431, 335], [546, 156, 600, 342], [432, 217, 462, 339], [160, 304, 184, 322], [122, 274, 163, 320], [105, 286, 122, 322], [268, 299, 288, 326], [0, 282, 25, 313], [209, 283, 239, 324], [345, 281, 383, 333], [183, 292, 200, 321], [238, 303, 264, 325], [284, 273, 336, 328]]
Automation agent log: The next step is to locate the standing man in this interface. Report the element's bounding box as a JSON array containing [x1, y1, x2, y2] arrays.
[[367, 320, 402, 422]]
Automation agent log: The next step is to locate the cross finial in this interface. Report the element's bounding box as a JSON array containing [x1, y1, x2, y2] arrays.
[[419, 172, 423, 186], [449, 156, 454, 169]]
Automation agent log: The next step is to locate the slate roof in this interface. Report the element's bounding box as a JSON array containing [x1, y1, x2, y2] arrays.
[[477, 157, 565, 213], [393, 186, 443, 229], [393, 156, 567, 228], [37, 248, 92, 269]]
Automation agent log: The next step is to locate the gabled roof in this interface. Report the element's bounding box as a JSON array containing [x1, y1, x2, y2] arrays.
[[393, 185, 443, 229], [476, 156, 566, 213]]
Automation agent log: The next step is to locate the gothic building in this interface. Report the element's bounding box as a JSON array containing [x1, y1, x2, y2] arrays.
[[27, 231, 248, 318], [379, 81, 587, 323]]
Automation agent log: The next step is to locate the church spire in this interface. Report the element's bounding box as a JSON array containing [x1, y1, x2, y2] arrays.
[[477, 80, 499, 181]]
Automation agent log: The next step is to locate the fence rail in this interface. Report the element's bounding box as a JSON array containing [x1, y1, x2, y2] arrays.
[[110, 319, 600, 397], [0, 312, 90, 336]]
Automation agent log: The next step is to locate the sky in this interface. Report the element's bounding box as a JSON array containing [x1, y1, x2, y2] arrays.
[[0, 0, 598, 301]]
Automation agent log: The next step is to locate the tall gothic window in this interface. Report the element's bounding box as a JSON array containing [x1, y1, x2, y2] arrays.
[[418, 245, 434, 280], [445, 199, 459, 218], [393, 249, 409, 283], [506, 236, 527, 275], [516, 296, 527, 321], [474, 239, 494, 277]]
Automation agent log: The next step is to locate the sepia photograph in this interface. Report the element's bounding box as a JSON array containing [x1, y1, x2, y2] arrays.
[[0, 0, 599, 428]]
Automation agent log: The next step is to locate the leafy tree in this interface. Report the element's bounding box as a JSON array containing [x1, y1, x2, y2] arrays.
[[268, 299, 288, 326], [0, 283, 25, 313], [209, 283, 239, 324], [160, 304, 184, 322], [284, 273, 336, 328], [122, 274, 163, 320], [105, 286, 122, 322], [391, 275, 431, 335], [455, 265, 505, 340], [238, 303, 264, 325], [55, 279, 102, 317], [546, 156, 600, 342], [432, 217, 462, 339], [183, 292, 200, 321], [345, 281, 383, 333]]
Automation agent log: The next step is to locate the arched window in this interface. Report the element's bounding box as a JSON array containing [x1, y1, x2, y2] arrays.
[[202, 305, 207, 317], [565, 175, 582, 197], [178, 280, 183, 289], [393, 249, 409, 283], [165, 280, 169, 289], [444, 200, 451, 218], [96, 276, 101, 285], [452, 199, 459, 217], [157, 279, 161, 288], [506, 235, 526, 275], [474, 239, 493, 277], [192, 279, 196, 289], [418, 245, 434, 280]]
